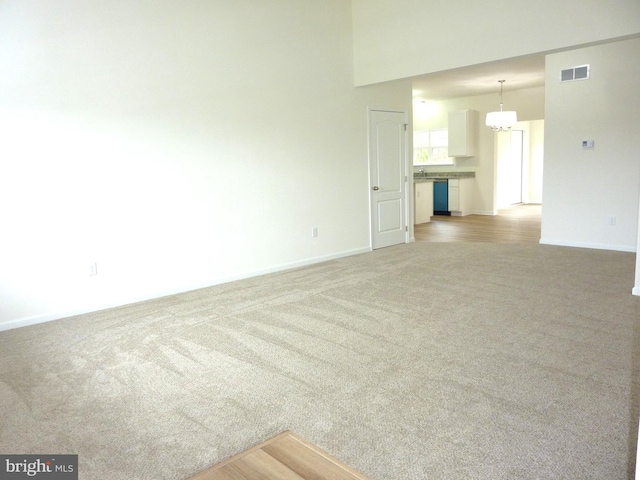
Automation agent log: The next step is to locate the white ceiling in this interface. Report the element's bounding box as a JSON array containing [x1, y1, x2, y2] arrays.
[[411, 54, 546, 101]]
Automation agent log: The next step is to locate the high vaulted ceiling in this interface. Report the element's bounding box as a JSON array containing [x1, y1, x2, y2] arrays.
[[411, 54, 546, 101]]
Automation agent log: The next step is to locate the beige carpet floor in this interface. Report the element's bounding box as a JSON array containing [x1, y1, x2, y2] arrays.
[[1, 242, 639, 479]]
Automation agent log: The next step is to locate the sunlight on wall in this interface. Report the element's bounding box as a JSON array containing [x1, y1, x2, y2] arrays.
[[0, 107, 110, 315], [0, 105, 238, 320]]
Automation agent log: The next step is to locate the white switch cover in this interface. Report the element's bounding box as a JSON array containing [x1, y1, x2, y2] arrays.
[[582, 140, 594, 148]]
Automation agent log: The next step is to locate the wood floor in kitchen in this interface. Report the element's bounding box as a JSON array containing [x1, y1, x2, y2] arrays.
[[414, 203, 541, 244]]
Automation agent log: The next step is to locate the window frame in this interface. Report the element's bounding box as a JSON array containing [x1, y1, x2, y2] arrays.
[[413, 128, 454, 166]]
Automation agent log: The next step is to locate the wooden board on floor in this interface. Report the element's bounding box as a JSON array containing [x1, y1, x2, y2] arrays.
[[187, 431, 370, 480]]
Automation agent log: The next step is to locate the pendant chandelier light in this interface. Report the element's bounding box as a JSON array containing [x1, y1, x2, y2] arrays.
[[485, 80, 517, 132]]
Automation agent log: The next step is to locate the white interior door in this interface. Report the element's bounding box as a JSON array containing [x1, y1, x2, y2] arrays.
[[369, 109, 408, 249]]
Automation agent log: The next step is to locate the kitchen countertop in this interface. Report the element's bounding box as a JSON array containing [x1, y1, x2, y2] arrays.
[[414, 171, 475, 182]]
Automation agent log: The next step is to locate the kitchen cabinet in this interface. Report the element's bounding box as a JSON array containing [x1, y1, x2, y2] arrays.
[[448, 110, 478, 157], [414, 181, 433, 224], [448, 178, 474, 216]]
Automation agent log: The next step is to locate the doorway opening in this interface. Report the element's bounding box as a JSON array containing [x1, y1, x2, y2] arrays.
[[496, 120, 544, 209]]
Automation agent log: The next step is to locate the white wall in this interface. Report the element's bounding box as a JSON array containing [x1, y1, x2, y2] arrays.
[[0, 1, 412, 329], [541, 38, 640, 252], [528, 120, 545, 204], [412, 87, 544, 215], [352, 0, 640, 86]]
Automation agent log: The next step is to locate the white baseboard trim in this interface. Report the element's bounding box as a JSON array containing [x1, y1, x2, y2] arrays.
[[0, 246, 372, 332], [473, 210, 498, 216], [539, 238, 637, 253], [0, 307, 111, 332]]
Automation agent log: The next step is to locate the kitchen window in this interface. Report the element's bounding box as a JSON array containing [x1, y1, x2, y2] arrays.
[[413, 129, 453, 166]]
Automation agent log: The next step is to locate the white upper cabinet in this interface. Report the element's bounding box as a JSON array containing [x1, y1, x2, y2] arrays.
[[448, 110, 478, 157]]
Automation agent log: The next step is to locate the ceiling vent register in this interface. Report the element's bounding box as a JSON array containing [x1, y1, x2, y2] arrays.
[[560, 64, 590, 82]]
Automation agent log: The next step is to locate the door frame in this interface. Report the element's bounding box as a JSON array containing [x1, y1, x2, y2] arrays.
[[496, 128, 525, 209], [367, 106, 411, 249], [510, 129, 524, 205]]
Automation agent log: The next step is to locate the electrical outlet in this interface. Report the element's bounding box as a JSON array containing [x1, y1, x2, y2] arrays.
[[89, 262, 98, 276], [608, 217, 616, 226], [311, 227, 318, 238]]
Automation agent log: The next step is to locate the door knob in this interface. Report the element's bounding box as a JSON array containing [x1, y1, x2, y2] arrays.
[[372, 186, 379, 191]]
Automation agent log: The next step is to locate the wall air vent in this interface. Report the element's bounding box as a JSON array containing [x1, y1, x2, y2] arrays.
[[560, 64, 590, 82]]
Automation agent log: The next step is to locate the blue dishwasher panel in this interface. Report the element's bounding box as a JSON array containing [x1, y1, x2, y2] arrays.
[[433, 181, 448, 214]]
